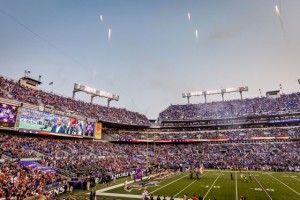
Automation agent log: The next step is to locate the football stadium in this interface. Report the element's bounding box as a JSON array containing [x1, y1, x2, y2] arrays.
[[1, 1, 300, 200]]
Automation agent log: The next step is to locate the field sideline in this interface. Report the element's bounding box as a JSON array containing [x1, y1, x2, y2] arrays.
[[59, 170, 300, 200]]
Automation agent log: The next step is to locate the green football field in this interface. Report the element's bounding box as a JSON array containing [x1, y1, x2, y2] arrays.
[[19, 121, 52, 132], [58, 170, 300, 200]]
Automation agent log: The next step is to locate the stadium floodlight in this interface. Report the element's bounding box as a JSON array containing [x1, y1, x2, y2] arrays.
[[183, 86, 248, 103], [72, 83, 119, 107], [182, 92, 191, 98]]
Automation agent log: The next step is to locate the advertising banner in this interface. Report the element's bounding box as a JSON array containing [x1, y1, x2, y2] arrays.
[[95, 122, 102, 139], [85, 121, 95, 137]]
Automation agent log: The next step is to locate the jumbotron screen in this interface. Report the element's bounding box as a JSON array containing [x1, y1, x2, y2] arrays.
[[0, 103, 18, 127], [19, 108, 83, 135], [84, 121, 95, 137]]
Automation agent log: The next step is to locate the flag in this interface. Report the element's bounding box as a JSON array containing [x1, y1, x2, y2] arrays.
[[136, 168, 142, 180], [49, 81, 53, 85]]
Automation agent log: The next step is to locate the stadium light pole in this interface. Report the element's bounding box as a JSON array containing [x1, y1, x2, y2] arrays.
[[259, 89, 262, 97], [147, 131, 149, 173], [221, 89, 225, 102], [153, 132, 157, 166], [182, 93, 191, 104], [107, 99, 112, 107]]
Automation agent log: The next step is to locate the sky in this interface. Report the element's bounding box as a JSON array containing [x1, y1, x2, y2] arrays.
[[0, 0, 300, 119]]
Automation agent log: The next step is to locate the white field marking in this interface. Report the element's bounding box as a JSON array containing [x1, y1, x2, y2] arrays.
[[95, 176, 149, 193], [213, 186, 220, 188], [251, 173, 272, 200], [202, 170, 295, 174], [200, 185, 209, 188], [96, 192, 141, 198], [174, 180, 197, 197], [203, 172, 222, 200], [268, 174, 300, 196], [173, 172, 209, 197], [97, 192, 183, 200], [150, 173, 192, 194], [292, 177, 300, 182], [236, 171, 238, 200], [266, 189, 275, 192], [249, 188, 262, 190]]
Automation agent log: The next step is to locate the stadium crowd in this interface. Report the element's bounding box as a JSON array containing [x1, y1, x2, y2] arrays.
[[1, 134, 300, 174], [106, 126, 300, 140], [159, 92, 300, 121], [1, 75, 300, 199], [0, 160, 66, 199], [0, 76, 150, 126], [1, 132, 300, 199]]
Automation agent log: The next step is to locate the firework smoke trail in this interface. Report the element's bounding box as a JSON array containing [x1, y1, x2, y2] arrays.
[[108, 28, 111, 40], [275, 4, 285, 36], [187, 12, 191, 21]]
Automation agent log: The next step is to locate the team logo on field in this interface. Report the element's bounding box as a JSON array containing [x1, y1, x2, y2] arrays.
[[124, 181, 159, 192]]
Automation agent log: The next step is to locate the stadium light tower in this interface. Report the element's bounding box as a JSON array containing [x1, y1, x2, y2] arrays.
[[72, 83, 119, 107], [183, 86, 248, 103], [182, 93, 191, 104], [24, 70, 31, 77]]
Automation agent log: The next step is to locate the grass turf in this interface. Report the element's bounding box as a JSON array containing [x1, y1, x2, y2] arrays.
[[19, 121, 52, 131], [58, 170, 300, 200]]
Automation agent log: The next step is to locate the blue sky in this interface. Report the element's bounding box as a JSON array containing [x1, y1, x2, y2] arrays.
[[0, 0, 300, 119]]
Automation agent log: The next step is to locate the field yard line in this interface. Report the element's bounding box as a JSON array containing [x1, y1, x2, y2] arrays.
[[235, 171, 238, 200], [292, 177, 300, 182], [172, 172, 210, 198], [173, 180, 197, 197], [150, 173, 190, 194], [268, 174, 300, 196], [203, 172, 222, 200], [251, 173, 272, 200]]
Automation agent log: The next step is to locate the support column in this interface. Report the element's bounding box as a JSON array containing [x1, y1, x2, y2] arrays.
[[72, 90, 77, 99], [107, 99, 112, 107], [91, 95, 96, 103]]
